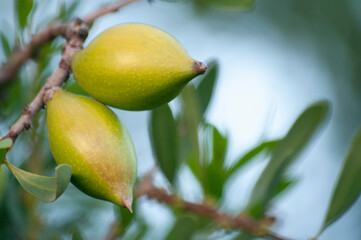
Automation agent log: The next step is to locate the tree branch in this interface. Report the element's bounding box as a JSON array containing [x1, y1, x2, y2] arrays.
[[135, 172, 293, 240], [82, 0, 139, 26], [4, 19, 88, 142], [1, 0, 139, 143], [0, 0, 139, 86]]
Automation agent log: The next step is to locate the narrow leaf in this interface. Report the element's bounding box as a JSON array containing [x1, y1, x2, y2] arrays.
[[165, 215, 207, 240], [191, 124, 229, 200], [63, 76, 90, 97], [0, 138, 13, 162], [229, 140, 280, 175], [149, 104, 179, 183], [116, 205, 135, 232], [0, 32, 12, 58], [212, 125, 228, 163], [180, 85, 202, 168], [247, 101, 330, 217], [0, 165, 8, 203], [5, 160, 71, 202], [319, 127, 361, 234], [182, 85, 203, 128], [274, 175, 299, 198], [196, 60, 219, 116], [200, 0, 254, 10], [15, 0, 34, 28]]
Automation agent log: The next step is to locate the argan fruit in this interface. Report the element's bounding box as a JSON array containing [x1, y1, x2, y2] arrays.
[[71, 23, 207, 111], [46, 90, 137, 212]]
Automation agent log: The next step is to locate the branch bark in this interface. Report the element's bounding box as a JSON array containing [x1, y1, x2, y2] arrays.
[[1, 0, 139, 142], [4, 19, 88, 142], [0, 0, 138, 86], [135, 172, 293, 240]]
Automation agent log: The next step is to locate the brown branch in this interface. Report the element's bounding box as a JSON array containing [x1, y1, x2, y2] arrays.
[[82, 0, 139, 26], [4, 19, 88, 142], [103, 220, 122, 240], [135, 172, 293, 240], [0, 0, 139, 86], [0, 0, 139, 143]]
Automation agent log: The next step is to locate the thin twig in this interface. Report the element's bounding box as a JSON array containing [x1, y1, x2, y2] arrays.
[[0, 0, 139, 86], [4, 19, 88, 142], [1, 0, 139, 142], [82, 0, 139, 26], [103, 220, 122, 240], [135, 172, 293, 240]]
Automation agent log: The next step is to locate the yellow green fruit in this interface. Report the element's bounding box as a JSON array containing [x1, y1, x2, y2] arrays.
[[46, 90, 137, 212], [71, 23, 207, 111]]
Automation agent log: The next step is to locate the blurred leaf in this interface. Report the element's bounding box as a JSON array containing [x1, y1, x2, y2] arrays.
[[15, 0, 34, 28], [319, 127, 361, 234], [0, 165, 8, 204], [182, 85, 203, 128], [274, 175, 299, 198], [229, 140, 280, 175], [149, 104, 179, 183], [189, 124, 229, 199], [196, 60, 219, 116], [205, 126, 229, 198], [5, 160, 72, 202], [0, 138, 13, 162], [165, 215, 208, 240], [179, 85, 202, 171], [116, 205, 135, 232], [199, 0, 254, 10], [212, 124, 228, 163], [0, 32, 12, 59], [58, 1, 80, 21], [72, 227, 84, 240], [247, 101, 330, 217], [233, 232, 254, 240], [63, 76, 90, 97]]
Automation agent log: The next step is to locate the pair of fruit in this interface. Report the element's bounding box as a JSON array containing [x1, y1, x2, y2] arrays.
[[47, 23, 207, 211]]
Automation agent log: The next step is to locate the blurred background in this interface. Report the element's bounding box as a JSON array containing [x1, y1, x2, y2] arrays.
[[0, 0, 361, 239]]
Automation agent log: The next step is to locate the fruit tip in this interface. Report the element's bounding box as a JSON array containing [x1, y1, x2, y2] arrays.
[[193, 61, 208, 75], [122, 195, 133, 213]]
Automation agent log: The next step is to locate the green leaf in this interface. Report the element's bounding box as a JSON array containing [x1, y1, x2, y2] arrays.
[[196, 60, 219, 116], [0, 32, 12, 59], [179, 85, 202, 167], [212, 124, 228, 163], [116, 205, 135, 232], [0, 138, 13, 163], [149, 104, 179, 183], [4, 160, 72, 202], [318, 127, 361, 234], [188, 124, 229, 200], [165, 215, 207, 240], [229, 140, 280, 175], [15, 0, 34, 28], [247, 101, 330, 217], [72, 227, 84, 240], [63, 76, 90, 97], [182, 85, 203, 128], [0, 165, 9, 204], [58, 1, 80, 21], [199, 0, 255, 10], [274, 175, 299, 198]]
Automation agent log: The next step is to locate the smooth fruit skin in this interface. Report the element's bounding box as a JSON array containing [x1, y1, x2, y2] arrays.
[[46, 90, 137, 211], [71, 23, 207, 111]]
